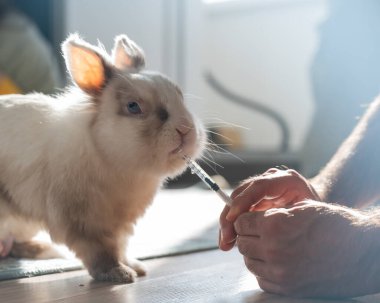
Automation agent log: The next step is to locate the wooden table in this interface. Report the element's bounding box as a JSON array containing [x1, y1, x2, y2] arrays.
[[2, 248, 380, 303]]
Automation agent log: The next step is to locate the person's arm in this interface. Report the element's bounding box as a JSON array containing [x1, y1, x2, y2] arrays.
[[219, 97, 380, 298], [221, 95, 380, 230], [312, 97, 380, 208]]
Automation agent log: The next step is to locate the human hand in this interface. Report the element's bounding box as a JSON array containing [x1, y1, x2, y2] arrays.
[[219, 168, 319, 250], [235, 201, 380, 298]]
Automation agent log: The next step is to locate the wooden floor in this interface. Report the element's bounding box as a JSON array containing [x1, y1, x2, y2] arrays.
[[2, 248, 380, 303]]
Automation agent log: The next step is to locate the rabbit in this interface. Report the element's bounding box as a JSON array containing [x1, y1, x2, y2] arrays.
[[0, 33, 205, 283]]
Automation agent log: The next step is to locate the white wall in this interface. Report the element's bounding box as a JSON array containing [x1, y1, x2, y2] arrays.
[[201, 0, 327, 152], [65, 0, 165, 72]]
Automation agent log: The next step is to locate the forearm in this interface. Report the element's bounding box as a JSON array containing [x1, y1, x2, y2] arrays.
[[313, 97, 380, 208]]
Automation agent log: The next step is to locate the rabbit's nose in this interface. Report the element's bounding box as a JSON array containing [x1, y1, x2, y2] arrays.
[[176, 119, 193, 137]]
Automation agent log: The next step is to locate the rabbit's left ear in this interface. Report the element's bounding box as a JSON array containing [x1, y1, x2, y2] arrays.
[[112, 35, 145, 71], [62, 34, 112, 95]]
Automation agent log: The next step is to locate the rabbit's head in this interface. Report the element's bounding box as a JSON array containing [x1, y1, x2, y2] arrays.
[[62, 34, 205, 177]]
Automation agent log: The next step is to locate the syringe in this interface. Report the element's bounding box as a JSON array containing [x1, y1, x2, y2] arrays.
[[183, 155, 232, 206]]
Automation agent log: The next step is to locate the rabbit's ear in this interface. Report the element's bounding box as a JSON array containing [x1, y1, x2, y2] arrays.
[[62, 34, 112, 95], [112, 35, 145, 71]]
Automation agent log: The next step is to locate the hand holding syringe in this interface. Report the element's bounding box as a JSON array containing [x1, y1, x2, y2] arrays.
[[183, 155, 232, 206]]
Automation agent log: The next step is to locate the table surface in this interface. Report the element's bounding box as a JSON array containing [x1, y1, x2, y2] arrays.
[[1, 248, 380, 303]]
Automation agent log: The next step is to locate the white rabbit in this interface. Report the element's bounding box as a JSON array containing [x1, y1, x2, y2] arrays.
[[0, 33, 205, 282]]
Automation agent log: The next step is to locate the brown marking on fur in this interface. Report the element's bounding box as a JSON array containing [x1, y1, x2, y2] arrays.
[[157, 107, 169, 122]]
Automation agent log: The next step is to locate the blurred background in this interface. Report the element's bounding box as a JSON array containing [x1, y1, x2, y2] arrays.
[[1, 0, 380, 187]]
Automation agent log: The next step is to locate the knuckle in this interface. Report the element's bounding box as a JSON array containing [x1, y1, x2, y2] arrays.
[[287, 168, 300, 176], [243, 257, 257, 275], [264, 167, 277, 174], [237, 244, 245, 256], [236, 238, 246, 255]]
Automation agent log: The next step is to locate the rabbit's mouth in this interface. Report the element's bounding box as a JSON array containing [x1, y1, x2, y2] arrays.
[[170, 142, 184, 155], [169, 132, 186, 155], [169, 126, 201, 159]]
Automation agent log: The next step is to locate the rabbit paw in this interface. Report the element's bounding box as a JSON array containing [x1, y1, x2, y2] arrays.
[[124, 257, 147, 276], [90, 264, 137, 283]]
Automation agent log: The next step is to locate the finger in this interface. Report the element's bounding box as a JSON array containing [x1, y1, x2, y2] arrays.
[[227, 181, 269, 221], [231, 168, 281, 200], [234, 212, 262, 236], [250, 199, 276, 212], [219, 204, 230, 225], [227, 169, 315, 222], [262, 168, 280, 175], [230, 178, 254, 199], [287, 169, 320, 201], [219, 229, 235, 251], [227, 174, 297, 222], [251, 190, 302, 211], [237, 235, 264, 260], [219, 205, 236, 250]]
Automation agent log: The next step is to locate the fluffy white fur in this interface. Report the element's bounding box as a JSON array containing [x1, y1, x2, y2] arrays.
[[0, 34, 205, 282]]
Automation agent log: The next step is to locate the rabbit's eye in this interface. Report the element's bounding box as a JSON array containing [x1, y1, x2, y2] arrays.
[[126, 101, 142, 114]]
